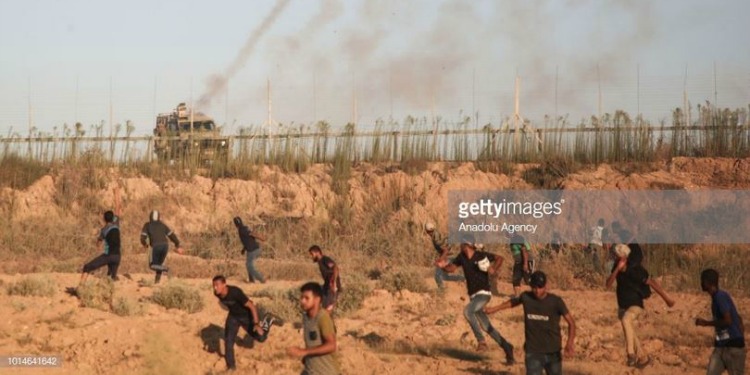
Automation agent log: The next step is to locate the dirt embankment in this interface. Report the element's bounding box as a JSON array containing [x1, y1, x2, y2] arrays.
[[3, 157, 749, 235]]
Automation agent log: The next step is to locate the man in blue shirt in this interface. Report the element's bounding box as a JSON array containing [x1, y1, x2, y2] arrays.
[[695, 268, 746, 375]]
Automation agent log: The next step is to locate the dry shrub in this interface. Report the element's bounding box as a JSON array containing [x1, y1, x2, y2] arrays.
[[337, 274, 372, 316], [112, 296, 143, 317], [613, 161, 660, 176], [253, 286, 301, 323], [435, 314, 456, 326], [261, 260, 320, 281], [150, 281, 204, 313], [378, 267, 430, 294], [78, 278, 114, 310], [6, 275, 56, 297], [522, 157, 582, 189], [0, 154, 50, 189]]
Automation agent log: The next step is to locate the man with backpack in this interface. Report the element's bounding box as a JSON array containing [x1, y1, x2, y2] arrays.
[[606, 244, 675, 368]]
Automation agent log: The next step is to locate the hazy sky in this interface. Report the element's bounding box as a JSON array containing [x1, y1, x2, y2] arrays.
[[1, 0, 748, 136]]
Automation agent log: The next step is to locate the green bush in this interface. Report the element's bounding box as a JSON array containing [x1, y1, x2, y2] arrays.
[[6, 275, 56, 297], [150, 281, 204, 313]]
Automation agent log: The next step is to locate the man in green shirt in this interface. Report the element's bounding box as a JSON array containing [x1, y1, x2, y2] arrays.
[[287, 282, 340, 375]]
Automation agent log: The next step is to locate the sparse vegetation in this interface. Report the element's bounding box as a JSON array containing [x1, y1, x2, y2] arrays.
[[77, 278, 115, 310], [6, 275, 56, 297], [112, 296, 144, 317], [378, 268, 430, 295], [253, 286, 301, 323], [336, 275, 372, 316], [150, 281, 204, 313]]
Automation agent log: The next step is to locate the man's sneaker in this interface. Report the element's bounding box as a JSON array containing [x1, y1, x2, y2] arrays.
[[476, 341, 489, 352], [263, 313, 285, 327], [635, 356, 651, 369]]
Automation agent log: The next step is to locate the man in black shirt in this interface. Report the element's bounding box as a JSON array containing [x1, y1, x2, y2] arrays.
[[76, 187, 122, 289], [309, 245, 342, 314], [141, 210, 183, 284], [233, 217, 266, 284], [212, 275, 280, 371], [436, 237, 515, 363], [606, 244, 675, 368], [485, 271, 576, 375]]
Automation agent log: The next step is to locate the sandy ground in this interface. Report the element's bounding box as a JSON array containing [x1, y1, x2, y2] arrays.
[[0, 267, 748, 375]]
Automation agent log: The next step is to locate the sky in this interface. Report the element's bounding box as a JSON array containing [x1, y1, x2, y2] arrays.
[[0, 0, 749, 137]]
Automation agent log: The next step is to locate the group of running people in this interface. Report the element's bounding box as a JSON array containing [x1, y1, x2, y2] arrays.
[[72, 186, 745, 374], [73, 188, 344, 374], [426, 220, 746, 375]]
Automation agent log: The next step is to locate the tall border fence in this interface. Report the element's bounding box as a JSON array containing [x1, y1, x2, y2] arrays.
[[2, 107, 750, 172]]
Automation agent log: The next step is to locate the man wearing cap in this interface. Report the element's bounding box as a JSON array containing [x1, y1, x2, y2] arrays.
[[436, 236, 515, 363], [141, 210, 183, 284], [234, 216, 266, 284], [485, 271, 576, 375], [425, 222, 465, 290]]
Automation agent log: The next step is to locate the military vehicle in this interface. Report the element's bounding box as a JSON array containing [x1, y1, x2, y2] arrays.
[[153, 103, 230, 164]]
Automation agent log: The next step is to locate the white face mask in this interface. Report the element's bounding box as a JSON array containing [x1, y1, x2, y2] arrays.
[[477, 257, 491, 272], [150, 211, 160, 221]]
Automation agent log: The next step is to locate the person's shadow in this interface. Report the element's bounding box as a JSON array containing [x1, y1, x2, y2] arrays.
[[199, 324, 223, 354], [199, 323, 256, 357]]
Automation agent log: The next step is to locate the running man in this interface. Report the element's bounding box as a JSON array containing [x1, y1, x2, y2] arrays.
[[287, 282, 341, 375], [425, 222, 465, 290], [436, 237, 515, 363], [485, 271, 576, 375], [212, 275, 280, 371], [309, 245, 342, 314], [77, 186, 122, 289], [695, 268, 746, 375], [233, 217, 266, 284], [505, 231, 533, 297], [140, 210, 183, 284], [606, 244, 675, 368]]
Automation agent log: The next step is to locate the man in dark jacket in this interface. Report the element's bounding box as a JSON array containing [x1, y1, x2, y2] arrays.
[[141, 210, 183, 284]]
